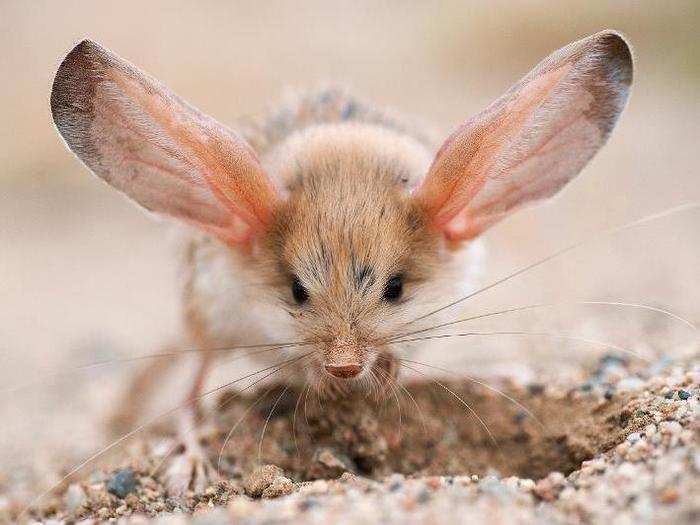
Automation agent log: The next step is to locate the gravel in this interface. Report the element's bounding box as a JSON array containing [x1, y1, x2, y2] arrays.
[[5, 353, 699, 524]]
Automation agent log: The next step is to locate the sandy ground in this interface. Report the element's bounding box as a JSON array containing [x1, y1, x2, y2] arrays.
[[3, 350, 698, 523]]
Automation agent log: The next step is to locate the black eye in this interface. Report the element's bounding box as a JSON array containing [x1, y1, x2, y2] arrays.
[[291, 277, 309, 304], [383, 274, 403, 302]]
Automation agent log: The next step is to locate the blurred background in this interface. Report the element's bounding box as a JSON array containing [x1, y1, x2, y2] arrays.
[[1, 0, 698, 491]]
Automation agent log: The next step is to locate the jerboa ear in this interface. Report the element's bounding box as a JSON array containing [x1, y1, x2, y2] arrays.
[[51, 40, 278, 244], [415, 30, 633, 241]]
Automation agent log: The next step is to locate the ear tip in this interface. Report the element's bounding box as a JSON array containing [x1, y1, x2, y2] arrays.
[[50, 39, 108, 151], [592, 30, 634, 84], [51, 39, 106, 109], [57, 39, 106, 71]]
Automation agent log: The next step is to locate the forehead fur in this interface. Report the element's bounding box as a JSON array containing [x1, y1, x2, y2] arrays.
[[264, 122, 433, 190], [265, 123, 439, 308]]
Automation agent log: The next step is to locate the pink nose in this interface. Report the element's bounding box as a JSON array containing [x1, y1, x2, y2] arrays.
[[324, 363, 362, 378]]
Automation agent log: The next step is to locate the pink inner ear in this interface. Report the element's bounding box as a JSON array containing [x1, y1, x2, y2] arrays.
[[415, 32, 633, 243], [52, 40, 282, 246], [114, 72, 278, 237], [418, 64, 572, 237]]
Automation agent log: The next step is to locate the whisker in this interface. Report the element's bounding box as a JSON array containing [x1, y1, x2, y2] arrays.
[[215, 385, 276, 476], [394, 379, 428, 437], [373, 368, 386, 402], [153, 372, 273, 479], [154, 353, 309, 479], [258, 384, 292, 464], [19, 353, 308, 520], [215, 353, 312, 474], [399, 358, 546, 432], [303, 380, 312, 430], [387, 300, 698, 344], [392, 330, 654, 363], [406, 202, 700, 326], [375, 365, 403, 442], [368, 367, 382, 402], [575, 301, 698, 332], [292, 382, 309, 459], [3, 339, 315, 395], [371, 354, 428, 437], [391, 379, 403, 441], [399, 362, 501, 453]]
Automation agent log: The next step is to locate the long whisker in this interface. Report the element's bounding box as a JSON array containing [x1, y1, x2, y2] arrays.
[[399, 358, 546, 432], [215, 353, 312, 474], [258, 384, 292, 463], [292, 382, 309, 459], [304, 385, 313, 430], [368, 367, 382, 401], [3, 339, 315, 395], [375, 365, 403, 442], [576, 301, 698, 332], [153, 353, 310, 479], [393, 379, 428, 437], [392, 330, 653, 363], [399, 362, 501, 452], [370, 366, 383, 402], [366, 354, 429, 438], [215, 384, 277, 476], [19, 354, 307, 520], [406, 202, 700, 326], [388, 300, 698, 344]]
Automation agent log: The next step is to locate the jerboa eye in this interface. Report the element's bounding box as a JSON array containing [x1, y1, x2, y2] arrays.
[[291, 277, 309, 304], [383, 274, 403, 302]]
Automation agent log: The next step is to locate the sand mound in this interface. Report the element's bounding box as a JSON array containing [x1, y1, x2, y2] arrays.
[[6, 355, 699, 524]]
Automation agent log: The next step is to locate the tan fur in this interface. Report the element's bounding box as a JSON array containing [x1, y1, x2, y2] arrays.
[[183, 95, 448, 385]]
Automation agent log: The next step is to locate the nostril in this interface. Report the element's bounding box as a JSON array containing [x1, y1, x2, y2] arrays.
[[324, 363, 362, 378]]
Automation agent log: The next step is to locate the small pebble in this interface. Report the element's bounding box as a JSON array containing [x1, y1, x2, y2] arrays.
[[425, 476, 443, 490], [107, 468, 138, 499], [600, 354, 627, 367], [678, 389, 691, 400], [244, 465, 284, 498], [298, 498, 319, 511], [657, 487, 679, 504], [519, 479, 536, 491], [533, 472, 566, 502], [626, 432, 642, 443], [416, 489, 431, 504], [309, 447, 355, 478], [692, 452, 700, 474], [626, 439, 653, 461], [527, 383, 545, 395], [262, 476, 294, 498], [617, 377, 645, 392], [659, 421, 682, 435], [299, 480, 329, 495], [64, 483, 86, 513]]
